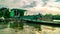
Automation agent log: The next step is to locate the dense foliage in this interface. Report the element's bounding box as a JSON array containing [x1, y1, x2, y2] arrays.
[[0, 7, 9, 18]]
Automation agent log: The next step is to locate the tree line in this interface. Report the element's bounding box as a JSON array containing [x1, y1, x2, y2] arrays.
[[0, 7, 60, 20]]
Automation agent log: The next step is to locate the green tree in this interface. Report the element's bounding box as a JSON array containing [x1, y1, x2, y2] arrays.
[[44, 14, 53, 21], [0, 7, 9, 18], [44, 14, 52, 17], [10, 10, 15, 17], [52, 14, 60, 20]]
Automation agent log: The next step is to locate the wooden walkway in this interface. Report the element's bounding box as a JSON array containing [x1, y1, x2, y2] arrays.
[[21, 18, 60, 27]]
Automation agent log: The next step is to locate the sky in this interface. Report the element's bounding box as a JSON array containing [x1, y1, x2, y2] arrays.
[[0, 0, 60, 15]]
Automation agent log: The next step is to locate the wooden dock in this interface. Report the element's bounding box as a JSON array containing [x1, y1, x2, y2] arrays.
[[21, 18, 60, 27]]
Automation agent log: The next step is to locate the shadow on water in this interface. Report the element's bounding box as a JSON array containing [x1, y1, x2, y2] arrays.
[[0, 21, 8, 29], [25, 22, 41, 31], [0, 19, 24, 30], [0, 21, 41, 31], [9, 21, 24, 30]]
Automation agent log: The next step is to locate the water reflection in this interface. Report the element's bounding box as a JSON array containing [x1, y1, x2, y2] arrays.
[[0, 20, 60, 34], [0, 22, 8, 29], [0, 21, 41, 34], [9, 21, 23, 29]]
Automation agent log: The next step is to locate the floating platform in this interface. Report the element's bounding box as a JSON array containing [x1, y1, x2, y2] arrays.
[[22, 18, 60, 27]]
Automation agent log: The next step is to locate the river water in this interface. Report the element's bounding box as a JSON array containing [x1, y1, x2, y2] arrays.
[[0, 21, 60, 34]]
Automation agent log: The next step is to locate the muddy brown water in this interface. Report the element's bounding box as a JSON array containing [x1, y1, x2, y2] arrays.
[[0, 21, 60, 34]]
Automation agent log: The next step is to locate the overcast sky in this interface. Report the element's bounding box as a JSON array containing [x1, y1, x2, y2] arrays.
[[0, 0, 60, 15]]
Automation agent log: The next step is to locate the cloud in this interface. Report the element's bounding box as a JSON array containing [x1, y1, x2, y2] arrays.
[[0, 0, 44, 8], [27, 0, 60, 15], [0, 0, 60, 15], [56, 0, 60, 2]]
